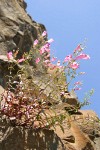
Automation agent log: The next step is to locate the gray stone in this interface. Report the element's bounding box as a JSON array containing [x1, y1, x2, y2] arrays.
[[0, 0, 46, 55]]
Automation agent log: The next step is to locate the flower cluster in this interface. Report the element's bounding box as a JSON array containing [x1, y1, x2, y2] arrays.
[[7, 51, 25, 63], [0, 31, 91, 129], [1, 75, 48, 128], [64, 45, 90, 70]]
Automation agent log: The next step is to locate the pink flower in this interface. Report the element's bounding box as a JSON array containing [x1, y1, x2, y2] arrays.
[[75, 53, 90, 60], [36, 58, 40, 64], [45, 48, 50, 53], [51, 57, 57, 62], [64, 55, 72, 62], [74, 81, 82, 85], [45, 43, 50, 48], [18, 58, 25, 63], [47, 38, 54, 43], [73, 87, 82, 91], [74, 44, 82, 53], [44, 43, 50, 52], [70, 62, 79, 69], [42, 31, 47, 36], [40, 48, 45, 54], [40, 43, 50, 54], [7, 52, 13, 60], [34, 39, 38, 46]]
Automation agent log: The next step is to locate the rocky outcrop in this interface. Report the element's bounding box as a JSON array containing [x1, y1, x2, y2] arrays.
[[0, 109, 100, 150], [0, 0, 100, 150], [0, 0, 46, 55]]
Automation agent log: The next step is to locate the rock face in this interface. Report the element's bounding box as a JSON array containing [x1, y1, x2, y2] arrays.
[[0, 0, 100, 150], [0, 0, 46, 55], [0, 110, 100, 150]]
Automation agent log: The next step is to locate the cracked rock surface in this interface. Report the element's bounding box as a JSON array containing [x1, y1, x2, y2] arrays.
[[0, 0, 46, 55]]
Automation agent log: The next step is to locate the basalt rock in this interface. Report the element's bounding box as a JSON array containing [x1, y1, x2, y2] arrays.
[[0, 0, 46, 55], [0, 109, 100, 150]]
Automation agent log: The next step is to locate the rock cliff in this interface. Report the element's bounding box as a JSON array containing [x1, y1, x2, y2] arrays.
[[0, 0, 46, 55], [0, 0, 100, 150]]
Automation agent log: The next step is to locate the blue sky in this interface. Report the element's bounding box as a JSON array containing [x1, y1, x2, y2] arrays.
[[25, 0, 100, 117]]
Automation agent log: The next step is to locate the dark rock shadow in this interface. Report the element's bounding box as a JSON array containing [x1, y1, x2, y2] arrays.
[[0, 124, 66, 150]]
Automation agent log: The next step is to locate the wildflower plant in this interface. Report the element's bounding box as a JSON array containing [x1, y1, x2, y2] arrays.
[[0, 31, 94, 129]]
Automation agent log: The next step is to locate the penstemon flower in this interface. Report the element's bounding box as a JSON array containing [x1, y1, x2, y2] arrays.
[[40, 43, 50, 54], [73, 87, 82, 91], [70, 62, 79, 69], [36, 57, 40, 64], [75, 53, 90, 60], [40, 47, 45, 54], [51, 57, 57, 62], [42, 31, 47, 37], [74, 81, 82, 85], [74, 44, 82, 53], [64, 55, 72, 62], [7, 51, 13, 60], [34, 39, 38, 46], [18, 58, 25, 63]]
